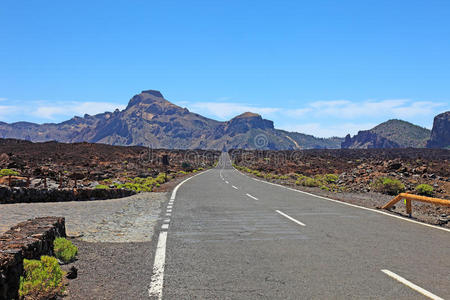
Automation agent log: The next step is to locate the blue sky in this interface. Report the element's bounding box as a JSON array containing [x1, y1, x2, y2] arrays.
[[1, 0, 449, 137]]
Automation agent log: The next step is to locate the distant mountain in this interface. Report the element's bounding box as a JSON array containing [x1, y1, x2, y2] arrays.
[[427, 111, 450, 149], [341, 119, 431, 149], [0, 90, 342, 150]]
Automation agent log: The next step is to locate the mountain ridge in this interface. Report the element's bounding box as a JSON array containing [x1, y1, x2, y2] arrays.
[[342, 119, 431, 149], [0, 90, 342, 150]]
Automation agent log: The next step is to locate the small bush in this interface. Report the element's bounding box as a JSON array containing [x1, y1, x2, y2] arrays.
[[415, 184, 434, 196], [181, 161, 191, 170], [94, 184, 109, 189], [372, 177, 405, 195], [0, 169, 19, 177], [19, 256, 65, 298], [54, 238, 78, 263], [303, 177, 321, 187], [324, 174, 339, 183]]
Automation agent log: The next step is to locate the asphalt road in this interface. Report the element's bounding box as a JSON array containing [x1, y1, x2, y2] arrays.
[[149, 153, 450, 300]]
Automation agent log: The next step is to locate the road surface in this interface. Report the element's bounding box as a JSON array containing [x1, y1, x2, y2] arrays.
[[149, 153, 449, 299]]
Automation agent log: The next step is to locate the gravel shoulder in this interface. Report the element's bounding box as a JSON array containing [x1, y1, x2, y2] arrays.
[[243, 172, 450, 229]]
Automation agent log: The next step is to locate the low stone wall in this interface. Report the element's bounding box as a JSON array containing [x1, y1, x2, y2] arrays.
[[0, 187, 136, 204], [0, 217, 66, 300]]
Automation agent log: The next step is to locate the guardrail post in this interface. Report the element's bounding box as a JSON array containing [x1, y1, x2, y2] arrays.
[[405, 199, 412, 217]]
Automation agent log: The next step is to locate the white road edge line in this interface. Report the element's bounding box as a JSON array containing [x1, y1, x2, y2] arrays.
[[276, 210, 306, 226], [381, 269, 444, 300], [232, 185, 238, 190], [149, 169, 211, 299], [234, 168, 450, 233], [246, 193, 258, 200]]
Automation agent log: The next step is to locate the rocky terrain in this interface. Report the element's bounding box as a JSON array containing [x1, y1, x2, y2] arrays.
[[0, 138, 220, 191], [427, 111, 450, 149], [342, 119, 431, 149], [230, 148, 449, 197], [0, 90, 342, 150], [230, 148, 450, 225]]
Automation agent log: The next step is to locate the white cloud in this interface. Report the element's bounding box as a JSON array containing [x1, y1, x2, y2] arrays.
[[33, 102, 126, 120], [280, 122, 377, 138], [306, 99, 447, 119], [187, 102, 280, 120], [0, 105, 19, 120], [0, 98, 7, 102]]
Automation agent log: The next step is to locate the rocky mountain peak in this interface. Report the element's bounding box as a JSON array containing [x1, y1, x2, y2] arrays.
[[427, 111, 450, 148], [141, 90, 164, 98], [225, 111, 274, 134], [234, 112, 261, 119]]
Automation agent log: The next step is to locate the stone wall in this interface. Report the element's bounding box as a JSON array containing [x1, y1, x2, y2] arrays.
[[0, 187, 135, 204], [0, 217, 66, 300]]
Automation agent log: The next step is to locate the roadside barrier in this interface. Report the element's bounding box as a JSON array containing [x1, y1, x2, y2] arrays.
[[382, 193, 450, 217]]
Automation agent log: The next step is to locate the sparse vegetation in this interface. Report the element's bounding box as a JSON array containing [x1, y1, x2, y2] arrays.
[[372, 177, 405, 195], [94, 184, 110, 189], [415, 184, 434, 196], [0, 168, 19, 177], [54, 237, 78, 263], [0, 168, 19, 187], [19, 256, 65, 299]]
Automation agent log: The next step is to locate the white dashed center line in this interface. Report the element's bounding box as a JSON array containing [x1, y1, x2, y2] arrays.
[[381, 269, 444, 300], [246, 193, 258, 200], [225, 181, 229, 184], [276, 210, 306, 227], [232, 185, 238, 190]]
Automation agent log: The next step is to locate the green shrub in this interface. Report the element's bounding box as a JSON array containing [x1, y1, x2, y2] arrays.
[[19, 256, 65, 298], [324, 174, 339, 183], [303, 177, 321, 187], [181, 161, 191, 170], [415, 184, 434, 196], [54, 237, 78, 263], [94, 184, 109, 189], [372, 177, 405, 195], [0, 169, 19, 176]]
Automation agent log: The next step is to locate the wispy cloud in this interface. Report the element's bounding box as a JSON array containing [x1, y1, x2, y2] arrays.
[[307, 99, 446, 119], [33, 102, 126, 120], [187, 102, 280, 120], [280, 122, 377, 138], [0, 101, 125, 123]]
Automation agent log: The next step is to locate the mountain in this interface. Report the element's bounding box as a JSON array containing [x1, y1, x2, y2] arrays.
[[0, 90, 343, 150], [341, 119, 431, 149], [427, 111, 450, 149]]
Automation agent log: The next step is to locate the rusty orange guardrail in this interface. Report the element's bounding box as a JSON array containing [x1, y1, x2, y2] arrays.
[[382, 193, 450, 217]]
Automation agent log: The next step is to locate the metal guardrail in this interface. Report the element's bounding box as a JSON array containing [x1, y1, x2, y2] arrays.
[[382, 193, 450, 217]]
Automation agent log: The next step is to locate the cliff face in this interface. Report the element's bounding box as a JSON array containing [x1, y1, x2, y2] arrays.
[[341, 131, 401, 149], [341, 120, 431, 149], [0, 90, 342, 150], [427, 111, 450, 149]]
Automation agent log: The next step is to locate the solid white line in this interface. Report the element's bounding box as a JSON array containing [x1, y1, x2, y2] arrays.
[[276, 210, 306, 226], [232, 185, 238, 190], [246, 193, 258, 200], [148, 231, 167, 299], [381, 269, 444, 300], [161, 224, 169, 230], [234, 168, 450, 233], [149, 169, 210, 299]]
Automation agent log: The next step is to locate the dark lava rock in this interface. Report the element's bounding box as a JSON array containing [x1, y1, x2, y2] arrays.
[[66, 266, 78, 279], [427, 111, 450, 149]]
